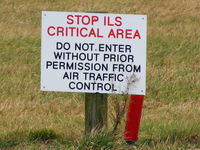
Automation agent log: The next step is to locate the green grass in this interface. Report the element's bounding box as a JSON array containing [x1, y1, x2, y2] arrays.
[[0, 0, 200, 149]]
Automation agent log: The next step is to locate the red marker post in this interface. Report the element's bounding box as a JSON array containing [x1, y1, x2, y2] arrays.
[[124, 95, 145, 144]]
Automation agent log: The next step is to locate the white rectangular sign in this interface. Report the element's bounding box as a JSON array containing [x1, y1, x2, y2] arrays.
[[41, 11, 147, 95]]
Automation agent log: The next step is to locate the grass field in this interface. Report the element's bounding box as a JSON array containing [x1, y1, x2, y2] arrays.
[[0, 0, 200, 149]]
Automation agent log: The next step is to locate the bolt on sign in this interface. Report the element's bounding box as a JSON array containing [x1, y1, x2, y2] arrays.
[[41, 11, 147, 95]]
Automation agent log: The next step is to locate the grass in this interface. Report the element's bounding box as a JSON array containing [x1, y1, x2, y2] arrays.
[[0, 0, 200, 149]]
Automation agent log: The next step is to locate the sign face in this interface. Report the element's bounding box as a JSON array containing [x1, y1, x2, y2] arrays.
[[41, 11, 147, 95]]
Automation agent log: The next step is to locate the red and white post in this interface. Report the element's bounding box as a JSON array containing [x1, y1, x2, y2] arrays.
[[124, 95, 145, 144]]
